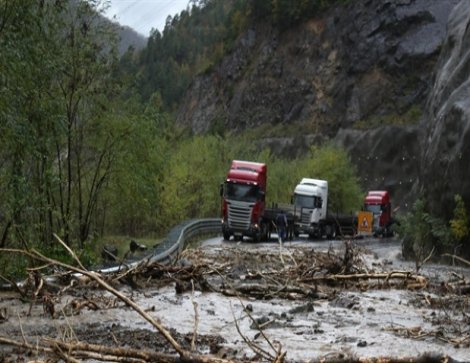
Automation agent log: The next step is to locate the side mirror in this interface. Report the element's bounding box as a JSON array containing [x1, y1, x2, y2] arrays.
[[259, 190, 265, 201], [316, 197, 323, 208], [219, 183, 224, 197]]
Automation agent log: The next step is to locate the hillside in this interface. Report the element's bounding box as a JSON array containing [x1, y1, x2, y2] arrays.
[[174, 0, 467, 216], [114, 24, 147, 55]]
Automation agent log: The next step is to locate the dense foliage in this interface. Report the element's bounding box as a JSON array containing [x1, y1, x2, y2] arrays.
[[399, 196, 470, 262], [0, 0, 161, 253]]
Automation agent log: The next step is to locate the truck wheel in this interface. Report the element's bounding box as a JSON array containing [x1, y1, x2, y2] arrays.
[[223, 230, 231, 241], [326, 224, 337, 239], [261, 224, 268, 242]]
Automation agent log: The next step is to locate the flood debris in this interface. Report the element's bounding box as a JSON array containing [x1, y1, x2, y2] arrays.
[[0, 239, 469, 362]]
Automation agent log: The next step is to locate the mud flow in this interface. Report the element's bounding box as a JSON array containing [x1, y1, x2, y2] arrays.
[[0, 237, 469, 362]]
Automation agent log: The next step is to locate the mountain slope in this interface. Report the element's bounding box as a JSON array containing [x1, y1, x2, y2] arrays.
[[175, 0, 460, 210]]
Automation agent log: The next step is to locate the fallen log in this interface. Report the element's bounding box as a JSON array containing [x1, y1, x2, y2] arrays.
[[0, 336, 234, 363], [301, 271, 428, 289], [442, 253, 470, 267], [1, 247, 196, 361]]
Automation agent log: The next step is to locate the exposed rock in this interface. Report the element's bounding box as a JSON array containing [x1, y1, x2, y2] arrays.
[[334, 125, 420, 212], [420, 0, 470, 220], [177, 0, 455, 133], [255, 134, 327, 159]]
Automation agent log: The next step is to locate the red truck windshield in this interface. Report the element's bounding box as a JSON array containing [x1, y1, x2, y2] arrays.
[[225, 182, 259, 203]]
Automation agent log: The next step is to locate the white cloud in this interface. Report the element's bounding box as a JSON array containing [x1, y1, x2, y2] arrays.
[[104, 0, 190, 36]]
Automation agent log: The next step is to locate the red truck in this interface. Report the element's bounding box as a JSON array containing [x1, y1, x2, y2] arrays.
[[220, 160, 295, 242], [363, 190, 394, 237]]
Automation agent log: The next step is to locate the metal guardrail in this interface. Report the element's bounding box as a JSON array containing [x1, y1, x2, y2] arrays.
[[98, 218, 221, 273], [148, 218, 221, 264], [0, 218, 222, 289]]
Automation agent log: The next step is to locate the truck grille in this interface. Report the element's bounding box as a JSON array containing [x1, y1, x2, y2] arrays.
[[301, 208, 313, 224], [373, 214, 380, 231], [227, 201, 252, 231]]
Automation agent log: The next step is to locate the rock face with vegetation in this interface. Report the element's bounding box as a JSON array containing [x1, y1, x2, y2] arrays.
[[176, 0, 458, 207], [420, 1, 470, 220]]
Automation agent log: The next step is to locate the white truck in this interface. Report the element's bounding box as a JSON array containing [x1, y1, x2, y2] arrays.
[[292, 178, 356, 239]]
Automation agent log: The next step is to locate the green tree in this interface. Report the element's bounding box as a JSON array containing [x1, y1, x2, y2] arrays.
[[159, 135, 227, 230], [298, 145, 363, 213], [0, 0, 132, 251], [63, 3, 119, 245], [265, 155, 300, 204], [0, 0, 64, 248], [103, 104, 171, 237], [399, 198, 453, 263], [135, 0, 235, 109], [450, 194, 469, 248]]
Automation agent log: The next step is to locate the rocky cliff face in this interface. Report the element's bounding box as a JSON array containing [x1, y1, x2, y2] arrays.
[[420, 1, 470, 219], [176, 0, 460, 209]]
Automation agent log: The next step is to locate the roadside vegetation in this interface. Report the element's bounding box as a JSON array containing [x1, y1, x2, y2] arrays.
[[398, 195, 470, 265]]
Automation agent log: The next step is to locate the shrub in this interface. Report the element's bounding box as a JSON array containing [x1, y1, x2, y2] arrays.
[[450, 194, 469, 243], [449, 194, 469, 256], [399, 196, 468, 262]]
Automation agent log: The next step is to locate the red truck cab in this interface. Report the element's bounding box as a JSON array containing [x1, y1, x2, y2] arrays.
[[363, 190, 394, 237], [221, 160, 267, 241]]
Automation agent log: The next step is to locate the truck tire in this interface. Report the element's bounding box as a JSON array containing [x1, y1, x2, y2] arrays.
[[261, 223, 268, 242], [223, 230, 231, 241], [325, 224, 336, 239]]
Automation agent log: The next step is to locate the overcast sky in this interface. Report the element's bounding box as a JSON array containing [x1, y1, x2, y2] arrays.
[[104, 0, 190, 37]]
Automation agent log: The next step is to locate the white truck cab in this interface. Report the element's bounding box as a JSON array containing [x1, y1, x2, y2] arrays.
[[293, 178, 330, 237]]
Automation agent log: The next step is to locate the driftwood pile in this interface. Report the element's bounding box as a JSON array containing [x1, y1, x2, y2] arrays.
[[0, 238, 468, 362]]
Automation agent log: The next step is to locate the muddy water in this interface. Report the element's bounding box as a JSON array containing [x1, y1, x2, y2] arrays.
[[154, 237, 470, 360], [122, 286, 468, 361], [1, 236, 469, 361]]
